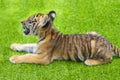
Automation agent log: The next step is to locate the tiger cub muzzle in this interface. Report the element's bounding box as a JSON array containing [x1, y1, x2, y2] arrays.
[[24, 28, 30, 35], [21, 21, 31, 35]]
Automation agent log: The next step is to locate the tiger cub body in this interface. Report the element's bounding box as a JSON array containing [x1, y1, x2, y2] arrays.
[[10, 11, 120, 66]]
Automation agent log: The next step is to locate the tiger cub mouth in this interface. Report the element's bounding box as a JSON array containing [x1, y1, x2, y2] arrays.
[[24, 29, 30, 35]]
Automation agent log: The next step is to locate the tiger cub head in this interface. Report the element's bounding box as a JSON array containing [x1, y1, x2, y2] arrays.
[[21, 11, 56, 35]]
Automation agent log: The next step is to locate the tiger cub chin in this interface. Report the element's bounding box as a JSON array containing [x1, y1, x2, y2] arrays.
[[10, 11, 120, 66]]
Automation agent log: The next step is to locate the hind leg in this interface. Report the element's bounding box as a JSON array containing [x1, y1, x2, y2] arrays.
[[84, 58, 112, 66], [84, 51, 113, 66], [10, 43, 37, 53]]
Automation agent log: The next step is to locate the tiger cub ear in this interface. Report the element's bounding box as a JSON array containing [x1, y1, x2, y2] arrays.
[[48, 11, 56, 21]]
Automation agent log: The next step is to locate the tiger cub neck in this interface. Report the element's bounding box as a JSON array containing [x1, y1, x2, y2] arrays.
[[36, 24, 61, 55], [38, 24, 61, 43]]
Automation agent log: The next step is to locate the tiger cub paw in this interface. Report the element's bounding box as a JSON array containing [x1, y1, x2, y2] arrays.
[[9, 55, 22, 63], [84, 59, 92, 66], [10, 43, 23, 52]]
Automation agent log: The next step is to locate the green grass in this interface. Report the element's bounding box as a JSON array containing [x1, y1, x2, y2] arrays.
[[0, 0, 120, 80]]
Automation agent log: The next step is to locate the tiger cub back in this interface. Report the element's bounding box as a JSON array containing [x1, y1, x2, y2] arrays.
[[52, 33, 112, 60]]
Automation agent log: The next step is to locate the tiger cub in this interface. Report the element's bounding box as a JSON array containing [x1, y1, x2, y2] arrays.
[[10, 11, 120, 66]]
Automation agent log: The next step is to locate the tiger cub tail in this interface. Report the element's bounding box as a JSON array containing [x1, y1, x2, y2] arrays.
[[111, 44, 120, 57]]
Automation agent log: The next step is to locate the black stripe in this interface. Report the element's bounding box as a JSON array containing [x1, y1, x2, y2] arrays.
[[74, 35, 81, 61], [67, 35, 71, 60], [64, 35, 68, 60], [36, 13, 40, 17], [80, 35, 86, 60], [32, 23, 37, 34], [61, 35, 65, 59], [68, 35, 73, 60], [84, 35, 89, 58], [87, 34, 92, 57]]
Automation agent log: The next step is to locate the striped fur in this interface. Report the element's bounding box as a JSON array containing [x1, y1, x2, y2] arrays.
[[10, 11, 120, 66]]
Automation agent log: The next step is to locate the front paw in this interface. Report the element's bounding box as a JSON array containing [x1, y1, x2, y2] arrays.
[[9, 55, 22, 63], [10, 43, 23, 52]]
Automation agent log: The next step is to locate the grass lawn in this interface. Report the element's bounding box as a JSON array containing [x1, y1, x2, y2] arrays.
[[0, 0, 120, 80]]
